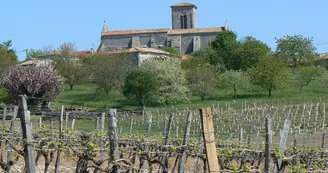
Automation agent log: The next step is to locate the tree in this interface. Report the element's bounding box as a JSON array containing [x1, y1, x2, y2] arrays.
[[54, 42, 85, 90], [0, 40, 18, 68], [163, 47, 179, 55], [248, 57, 289, 97], [219, 70, 251, 98], [142, 56, 189, 104], [1, 66, 61, 105], [123, 69, 159, 107], [190, 46, 226, 72], [89, 53, 134, 95], [293, 66, 326, 93], [276, 35, 317, 68], [238, 36, 271, 70], [210, 31, 241, 70], [27, 49, 44, 58], [186, 63, 218, 101]]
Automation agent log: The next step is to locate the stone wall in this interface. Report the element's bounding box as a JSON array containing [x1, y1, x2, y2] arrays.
[[171, 6, 196, 29], [100, 32, 217, 54], [100, 33, 168, 51]]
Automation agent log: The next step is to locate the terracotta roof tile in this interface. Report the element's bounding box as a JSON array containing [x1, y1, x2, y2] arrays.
[[98, 48, 170, 55], [171, 2, 197, 8], [76, 50, 94, 56], [103, 28, 170, 36], [168, 27, 224, 35]]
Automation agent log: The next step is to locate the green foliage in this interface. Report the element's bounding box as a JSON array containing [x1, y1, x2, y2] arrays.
[[88, 53, 134, 95], [0, 88, 10, 103], [238, 36, 271, 70], [27, 49, 44, 58], [163, 47, 179, 55], [54, 42, 92, 90], [219, 70, 251, 98], [191, 46, 226, 71], [142, 56, 189, 105], [248, 57, 289, 97], [185, 61, 218, 102], [0, 40, 18, 68], [292, 66, 327, 93], [123, 69, 159, 107], [276, 35, 317, 68], [210, 31, 241, 70]]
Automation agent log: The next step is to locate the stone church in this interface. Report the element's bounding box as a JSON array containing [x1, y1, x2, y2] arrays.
[[97, 2, 228, 55]]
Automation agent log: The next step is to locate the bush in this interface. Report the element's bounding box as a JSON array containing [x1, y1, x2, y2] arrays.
[[123, 69, 159, 107], [0, 88, 10, 103], [1, 66, 62, 105]]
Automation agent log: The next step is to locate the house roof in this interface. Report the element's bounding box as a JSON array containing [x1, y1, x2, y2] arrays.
[[76, 50, 94, 56], [98, 48, 170, 55], [171, 2, 197, 8], [318, 52, 328, 59], [102, 28, 170, 36], [168, 27, 224, 35]]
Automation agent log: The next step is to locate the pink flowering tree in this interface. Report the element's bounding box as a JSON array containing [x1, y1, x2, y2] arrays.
[[1, 66, 62, 107]]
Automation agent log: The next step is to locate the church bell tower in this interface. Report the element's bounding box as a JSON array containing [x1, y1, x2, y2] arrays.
[[171, 2, 197, 30]]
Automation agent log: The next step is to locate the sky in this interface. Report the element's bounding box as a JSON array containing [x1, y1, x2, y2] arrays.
[[1, 0, 328, 61]]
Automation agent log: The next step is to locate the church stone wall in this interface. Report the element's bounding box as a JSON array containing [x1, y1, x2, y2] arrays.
[[199, 33, 217, 48], [171, 6, 196, 29], [101, 33, 168, 51], [101, 36, 132, 51]]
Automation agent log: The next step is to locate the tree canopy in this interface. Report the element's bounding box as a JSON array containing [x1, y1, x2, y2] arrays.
[[275, 35, 317, 68], [238, 36, 271, 70], [210, 31, 241, 70], [248, 56, 289, 97], [142, 56, 189, 105], [0, 40, 18, 68], [123, 69, 159, 107]]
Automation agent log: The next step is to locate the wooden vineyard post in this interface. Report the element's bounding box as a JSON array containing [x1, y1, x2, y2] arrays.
[[164, 113, 174, 145], [65, 112, 69, 130], [200, 107, 220, 173], [2, 107, 6, 124], [18, 95, 36, 173], [129, 118, 133, 134], [239, 128, 243, 145], [55, 105, 64, 173], [39, 117, 42, 128], [101, 112, 105, 134], [108, 109, 120, 173], [147, 114, 152, 136], [178, 111, 192, 173], [248, 125, 251, 145], [71, 119, 75, 129], [265, 116, 272, 173], [322, 133, 326, 158]]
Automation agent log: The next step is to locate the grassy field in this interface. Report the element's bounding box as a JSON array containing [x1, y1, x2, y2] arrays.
[[55, 80, 328, 112], [45, 80, 328, 133]]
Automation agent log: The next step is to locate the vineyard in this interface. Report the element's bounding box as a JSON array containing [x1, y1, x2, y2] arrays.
[[1, 96, 328, 172]]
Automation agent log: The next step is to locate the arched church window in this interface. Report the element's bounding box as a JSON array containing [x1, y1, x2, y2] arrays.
[[183, 15, 187, 29]]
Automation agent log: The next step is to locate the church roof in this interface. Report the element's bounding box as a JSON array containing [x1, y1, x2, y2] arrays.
[[102, 27, 225, 36], [171, 2, 197, 8], [168, 27, 224, 35], [103, 28, 170, 36], [98, 48, 170, 55]]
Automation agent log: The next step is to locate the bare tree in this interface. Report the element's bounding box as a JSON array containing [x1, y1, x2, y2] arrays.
[[89, 53, 134, 95]]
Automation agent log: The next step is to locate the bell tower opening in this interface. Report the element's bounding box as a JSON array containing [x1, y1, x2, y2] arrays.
[[171, 2, 197, 30]]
